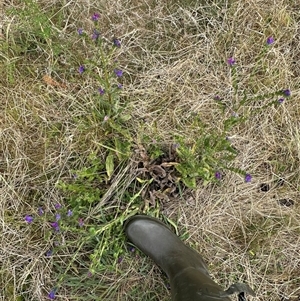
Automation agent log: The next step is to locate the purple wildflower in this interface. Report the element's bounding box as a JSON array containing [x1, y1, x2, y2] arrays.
[[46, 250, 53, 257], [78, 66, 85, 74], [245, 174, 252, 183], [50, 222, 60, 232], [266, 36, 274, 45], [55, 213, 61, 221], [282, 89, 291, 97], [92, 29, 100, 40], [114, 69, 123, 77], [67, 209, 73, 217], [48, 289, 56, 300], [103, 115, 109, 122], [128, 246, 135, 252], [78, 218, 84, 227], [278, 98, 284, 104], [98, 87, 105, 95], [227, 57, 235, 66], [77, 28, 83, 35], [215, 171, 222, 180], [91, 13, 100, 21], [38, 207, 44, 216], [117, 256, 123, 263], [117, 83, 123, 89], [87, 271, 93, 277], [54, 203, 62, 210], [113, 38, 121, 48], [25, 215, 34, 224], [213, 95, 221, 101]]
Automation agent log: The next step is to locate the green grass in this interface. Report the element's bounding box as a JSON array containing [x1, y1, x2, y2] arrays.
[[1, 0, 300, 300]]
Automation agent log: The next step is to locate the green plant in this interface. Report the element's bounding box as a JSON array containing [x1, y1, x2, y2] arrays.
[[173, 38, 291, 188]]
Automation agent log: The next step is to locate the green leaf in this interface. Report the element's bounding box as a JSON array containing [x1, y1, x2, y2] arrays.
[[106, 153, 114, 180], [182, 177, 196, 188]]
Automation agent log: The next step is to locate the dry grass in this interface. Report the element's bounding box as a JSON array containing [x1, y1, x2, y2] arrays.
[[0, 0, 300, 300]]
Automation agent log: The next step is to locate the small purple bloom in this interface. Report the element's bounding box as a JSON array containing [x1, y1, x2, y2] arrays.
[[91, 13, 100, 21], [55, 213, 61, 221], [103, 115, 109, 122], [117, 256, 123, 263], [215, 171, 222, 180], [114, 69, 123, 77], [46, 250, 53, 257], [266, 36, 274, 45], [245, 174, 252, 183], [87, 271, 93, 277], [282, 89, 291, 97], [78, 66, 85, 74], [67, 209, 73, 217], [113, 38, 121, 48], [48, 289, 56, 299], [77, 28, 83, 35], [98, 87, 105, 95], [50, 222, 60, 232], [213, 95, 221, 101], [278, 98, 284, 104], [92, 29, 100, 40], [54, 203, 62, 210], [38, 207, 44, 216], [117, 83, 123, 89], [25, 215, 34, 223], [128, 246, 135, 252], [78, 218, 84, 227], [227, 57, 235, 66]]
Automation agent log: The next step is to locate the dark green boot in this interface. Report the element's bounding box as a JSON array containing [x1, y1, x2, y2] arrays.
[[125, 215, 255, 301]]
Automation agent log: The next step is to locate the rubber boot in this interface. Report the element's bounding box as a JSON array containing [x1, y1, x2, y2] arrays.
[[125, 215, 255, 301]]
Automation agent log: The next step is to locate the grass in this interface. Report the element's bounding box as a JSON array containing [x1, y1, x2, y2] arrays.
[[0, 0, 300, 300]]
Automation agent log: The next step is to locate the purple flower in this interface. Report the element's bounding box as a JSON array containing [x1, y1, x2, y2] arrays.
[[215, 171, 222, 180], [50, 222, 60, 232], [38, 207, 44, 216], [48, 289, 56, 299], [77, 28, 83, 35], [78, 218, 84, 227], [245, 174, 252, 183], [213, 95, 221, 101], [92, 29, 100, 40], [91, 13, 100, 21], [103, 115, 109, 122], [54, 203, 62, 210], [117, 256, 123, 263], [25, 215, 34, 223], [278, 98, 284, 104], [46, 250, 53, 257], [67, 209, 73, 217], [227, 57, 235, 66], [282, 89, 291, 97], [87, 271, 93, 277], [55, 213, 61, 221], [128, 246, 135, 252], [113, 38, 121, 48], [117, 83, 123, 89], [78, 66, 85, 74], [266, 36, 274, 45], [98, 87, 105, 95], [114, 69, 123, 77], [267, 37, 274, 45]]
